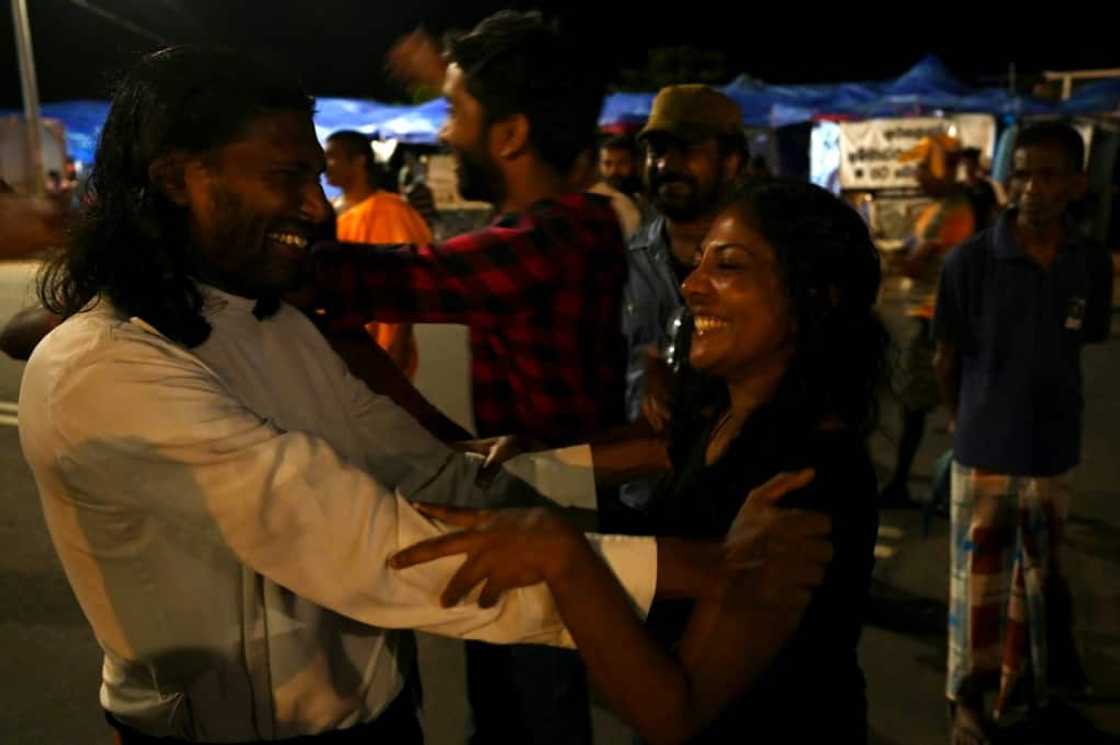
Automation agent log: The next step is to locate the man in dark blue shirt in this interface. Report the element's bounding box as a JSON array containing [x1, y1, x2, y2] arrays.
[[933, 122, 1113, 744]]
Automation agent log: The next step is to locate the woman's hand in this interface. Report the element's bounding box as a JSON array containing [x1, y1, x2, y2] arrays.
[[389, 504, 587, 608], [453, 434, 546, 487], [721, 469, 833, 609]]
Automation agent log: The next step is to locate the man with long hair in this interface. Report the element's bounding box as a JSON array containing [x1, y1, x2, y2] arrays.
[[19, 45, 663, 743], [18, 33, 832, 745]]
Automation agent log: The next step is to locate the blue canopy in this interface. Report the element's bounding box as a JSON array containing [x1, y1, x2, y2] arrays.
[[312, 97, 450, 145], [598, 92, 657, 129], [6, 56, 1119, 165], [6, 98, 449, 165], [15, 100, 110, 166], [1060, 78, 1120, 116], [720, 56, 1102, 125], [882, 55, 971, 97]]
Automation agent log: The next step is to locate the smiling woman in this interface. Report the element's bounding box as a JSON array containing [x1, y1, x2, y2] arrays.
[[671, 181, 889, 450], [389, 180, 891, 744], [682, 214, 793, 394], [628, 181, 889, 742]]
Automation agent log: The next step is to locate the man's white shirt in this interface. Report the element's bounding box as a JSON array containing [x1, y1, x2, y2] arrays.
[[18, 286, 655, 740]]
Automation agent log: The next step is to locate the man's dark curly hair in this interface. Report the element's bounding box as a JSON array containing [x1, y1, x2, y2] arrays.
[[38, 46, 313, 347], [670, 179, 890, 461], [447, 10, 607, 176]]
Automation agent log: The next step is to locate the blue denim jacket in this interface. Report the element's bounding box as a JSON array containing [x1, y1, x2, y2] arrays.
[[620, 213, 685, 510]]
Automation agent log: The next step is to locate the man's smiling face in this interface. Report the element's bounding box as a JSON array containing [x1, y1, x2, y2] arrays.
[[183, 110, 331, 298]]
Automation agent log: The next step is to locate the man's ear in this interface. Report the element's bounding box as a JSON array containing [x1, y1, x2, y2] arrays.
[[491, 113, 531, 161], [147, 153, 192, 206]]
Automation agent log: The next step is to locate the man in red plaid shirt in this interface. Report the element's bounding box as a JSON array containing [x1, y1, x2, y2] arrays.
[[312, 11, 626, 745], [314, 190, 626, 445], [314, 14, 625, 448]]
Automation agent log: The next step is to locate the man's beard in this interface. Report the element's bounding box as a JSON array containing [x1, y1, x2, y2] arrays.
[[648, 169, 721, 222], [196, 186, 310, 299], [454, 145, 502, 205]]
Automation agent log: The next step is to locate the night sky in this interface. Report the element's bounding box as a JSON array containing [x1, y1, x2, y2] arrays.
[[3, 0, 1119, 108]]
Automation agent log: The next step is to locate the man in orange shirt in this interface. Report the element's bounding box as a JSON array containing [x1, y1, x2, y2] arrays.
[[882, 134, 977, 507], [325, 130, 431, 377]]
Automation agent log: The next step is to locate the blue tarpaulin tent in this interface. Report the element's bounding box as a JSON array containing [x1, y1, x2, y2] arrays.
[[721, 56, 1094, 125], [6, 56, 1118, 165], [1061, 78, 1120, 116], [3, 98, 449, 165], [312, 97, 450, 145], [15, 100, 110, 166]]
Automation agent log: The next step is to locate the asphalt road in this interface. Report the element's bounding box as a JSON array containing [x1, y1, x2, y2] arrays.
[[1, 261, 1117, 744]]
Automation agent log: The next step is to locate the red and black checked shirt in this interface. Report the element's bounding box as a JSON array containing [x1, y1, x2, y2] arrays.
[[313, 193, 628, 445]]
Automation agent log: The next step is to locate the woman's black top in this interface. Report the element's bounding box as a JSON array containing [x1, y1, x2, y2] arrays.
[[640, 404, 879, 743]]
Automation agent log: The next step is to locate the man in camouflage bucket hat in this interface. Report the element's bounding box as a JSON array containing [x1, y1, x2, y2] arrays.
[[614, 84, 748, 526]]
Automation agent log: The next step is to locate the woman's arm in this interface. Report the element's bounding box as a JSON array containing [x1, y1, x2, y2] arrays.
[[546, 471, 826, 743], [546, 539, 813, 744], [390, 471, 831, 744], [459, 421, 671, 490], [587, 427, 671, 487]]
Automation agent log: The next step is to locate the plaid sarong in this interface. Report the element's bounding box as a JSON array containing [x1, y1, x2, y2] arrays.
[[947, 461, 1069, 717]]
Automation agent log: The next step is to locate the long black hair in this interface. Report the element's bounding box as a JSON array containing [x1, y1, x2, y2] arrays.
[[38, 46, 313, 347], [670, 180, 890, 461]]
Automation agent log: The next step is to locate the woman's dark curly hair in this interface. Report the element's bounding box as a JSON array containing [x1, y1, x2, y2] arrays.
[[38, 46, 313, 347], [670, 179, 889, 460]]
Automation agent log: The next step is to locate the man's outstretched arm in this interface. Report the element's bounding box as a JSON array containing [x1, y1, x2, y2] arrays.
[[0, 305, 60, 361]]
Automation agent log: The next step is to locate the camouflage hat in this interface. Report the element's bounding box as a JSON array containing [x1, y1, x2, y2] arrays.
[[638, 84, 743, 143]]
